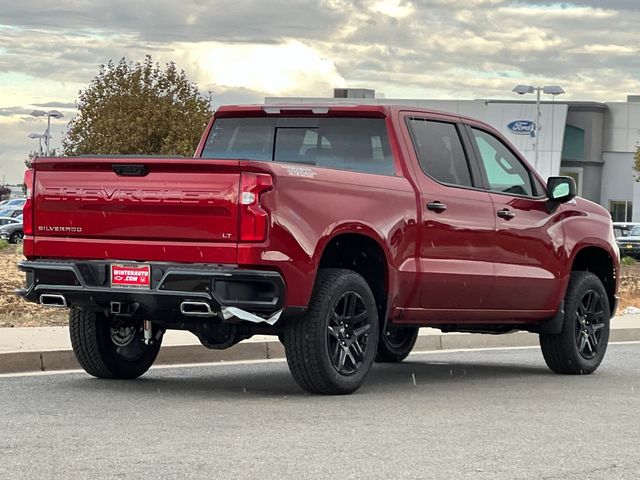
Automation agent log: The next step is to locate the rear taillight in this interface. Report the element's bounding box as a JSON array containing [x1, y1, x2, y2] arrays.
[[22, 169, 34, 236], [239, 172, 273, 242]]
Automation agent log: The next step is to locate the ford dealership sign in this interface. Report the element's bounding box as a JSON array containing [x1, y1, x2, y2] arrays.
[[507, 120, 536, 137]]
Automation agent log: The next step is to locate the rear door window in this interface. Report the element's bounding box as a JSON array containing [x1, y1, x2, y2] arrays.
[[202, 117, 395, 175]]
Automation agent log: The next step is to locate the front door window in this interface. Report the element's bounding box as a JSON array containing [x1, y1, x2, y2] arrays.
[[471, 128, 535, 197]]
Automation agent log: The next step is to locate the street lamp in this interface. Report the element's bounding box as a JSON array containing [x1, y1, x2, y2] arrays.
[[30, 110, 64, 156], [512, 85, 565, 168], [27, 133, 47, 155]]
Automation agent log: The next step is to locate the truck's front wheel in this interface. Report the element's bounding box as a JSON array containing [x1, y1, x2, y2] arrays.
[[283, 269, 379, 395], [69, 309, 162, 379], [539, 271, 610, 375]]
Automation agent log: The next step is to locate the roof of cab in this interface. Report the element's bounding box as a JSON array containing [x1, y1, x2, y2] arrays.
[[214, 103, 477, 122]]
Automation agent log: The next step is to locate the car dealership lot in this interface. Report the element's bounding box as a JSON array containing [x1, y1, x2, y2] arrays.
[[1, 344, 639, 480]]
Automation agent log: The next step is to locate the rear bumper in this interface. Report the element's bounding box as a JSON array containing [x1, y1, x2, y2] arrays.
[[16, 260, 285, 323]]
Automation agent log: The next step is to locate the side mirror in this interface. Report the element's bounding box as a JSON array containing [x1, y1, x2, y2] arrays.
[[547, 176, 576, 203]]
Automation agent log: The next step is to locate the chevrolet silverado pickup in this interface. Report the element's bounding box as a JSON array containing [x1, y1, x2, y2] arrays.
[[18, 104, 620, 394]]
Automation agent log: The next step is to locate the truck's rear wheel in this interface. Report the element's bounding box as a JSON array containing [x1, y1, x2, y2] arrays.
[[376, 326, 419, 362], [283, 269, 379, 395], [69, 308, 162, 379], [539, 271, 610, 375]]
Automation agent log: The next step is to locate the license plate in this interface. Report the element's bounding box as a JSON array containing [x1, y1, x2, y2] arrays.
[[110, 263, 151, 289]]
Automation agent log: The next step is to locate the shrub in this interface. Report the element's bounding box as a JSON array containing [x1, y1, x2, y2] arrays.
[[621, 256, 636, 267]]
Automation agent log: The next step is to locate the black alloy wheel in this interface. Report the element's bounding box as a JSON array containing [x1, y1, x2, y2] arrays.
[[283, 268, 379, 395], [327, 291, 372, 375], [540, 271, 610, 375], [574, 289, 607, 360]]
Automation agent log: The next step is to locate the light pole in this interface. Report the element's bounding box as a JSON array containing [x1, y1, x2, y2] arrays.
[[27, 133, 46, 155], [512, 85, 565, 169], [30, 110, 64, 156]]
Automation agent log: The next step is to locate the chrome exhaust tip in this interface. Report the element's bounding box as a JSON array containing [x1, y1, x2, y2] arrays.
[[39, 294, 67, 308], [180, 301, 215, 317]]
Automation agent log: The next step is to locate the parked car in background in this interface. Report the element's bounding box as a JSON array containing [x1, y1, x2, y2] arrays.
[[616, 225, 640, 258], [0, 215, 23, 244], [0, 198, 26, 208], [0, 207, 22, 218], [0, 216, 20, 227], [613, 222, 640, 240]]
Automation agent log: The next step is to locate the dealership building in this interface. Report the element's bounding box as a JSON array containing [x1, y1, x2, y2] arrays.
[[266, 90, 640, 222]]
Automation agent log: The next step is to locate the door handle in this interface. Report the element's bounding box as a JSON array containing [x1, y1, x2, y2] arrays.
[[427, 201, 447, 213], [497, 208, 516, 220]]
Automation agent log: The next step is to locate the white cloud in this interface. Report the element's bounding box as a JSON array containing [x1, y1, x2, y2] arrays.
[[370, 0, 414, 19], [577, 44, 639, 55], [175, 40, 346, 96]]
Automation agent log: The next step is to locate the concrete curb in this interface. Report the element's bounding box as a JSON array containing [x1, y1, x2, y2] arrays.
[[2, 328, 639, 375]]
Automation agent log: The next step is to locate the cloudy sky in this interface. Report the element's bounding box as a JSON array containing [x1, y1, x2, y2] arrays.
[[0, 0, 639, 183]]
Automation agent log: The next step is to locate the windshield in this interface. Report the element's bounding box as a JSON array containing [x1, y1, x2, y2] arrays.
[[631, 226, 640, 236], [201, 116, 395, 176]]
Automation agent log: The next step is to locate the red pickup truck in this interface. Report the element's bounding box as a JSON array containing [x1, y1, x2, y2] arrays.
[[18, 104, 619, 394]]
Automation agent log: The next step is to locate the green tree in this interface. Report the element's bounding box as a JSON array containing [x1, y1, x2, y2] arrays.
[[635, 145, 640, 181], [63, 56, 213, 156]]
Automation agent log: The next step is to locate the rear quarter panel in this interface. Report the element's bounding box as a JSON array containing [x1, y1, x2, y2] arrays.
[[236, 160, 419, 309]]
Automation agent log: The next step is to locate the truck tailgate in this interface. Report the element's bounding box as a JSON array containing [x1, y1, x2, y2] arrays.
[[31, 158, 240, 259]]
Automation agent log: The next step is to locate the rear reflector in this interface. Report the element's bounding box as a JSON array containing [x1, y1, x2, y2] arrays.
[[239, 172, 273, 242]]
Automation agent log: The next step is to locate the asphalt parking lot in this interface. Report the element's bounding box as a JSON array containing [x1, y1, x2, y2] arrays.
[[1, 343, 639, 480]]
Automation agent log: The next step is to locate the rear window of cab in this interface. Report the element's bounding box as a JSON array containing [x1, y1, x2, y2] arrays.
[[201, 117, 395, 176]]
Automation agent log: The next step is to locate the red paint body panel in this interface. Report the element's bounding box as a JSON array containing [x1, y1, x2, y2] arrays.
[[394, 112, 497, 312], [32, 158, 240, 243], [561, 198, 620, 292], [25, 104, 620, 326], [489, 194, 566, 313], [235, 160, 418, 308]]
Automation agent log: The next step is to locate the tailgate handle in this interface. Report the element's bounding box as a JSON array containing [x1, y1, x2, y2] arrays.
[[112, 164, 149, 177]]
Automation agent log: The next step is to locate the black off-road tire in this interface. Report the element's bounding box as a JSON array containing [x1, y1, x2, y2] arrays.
[[69, 308, 162, 379], [376, 326, 419, 362], [540, 271, 610, 375], [283, 268, 379, 395]]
